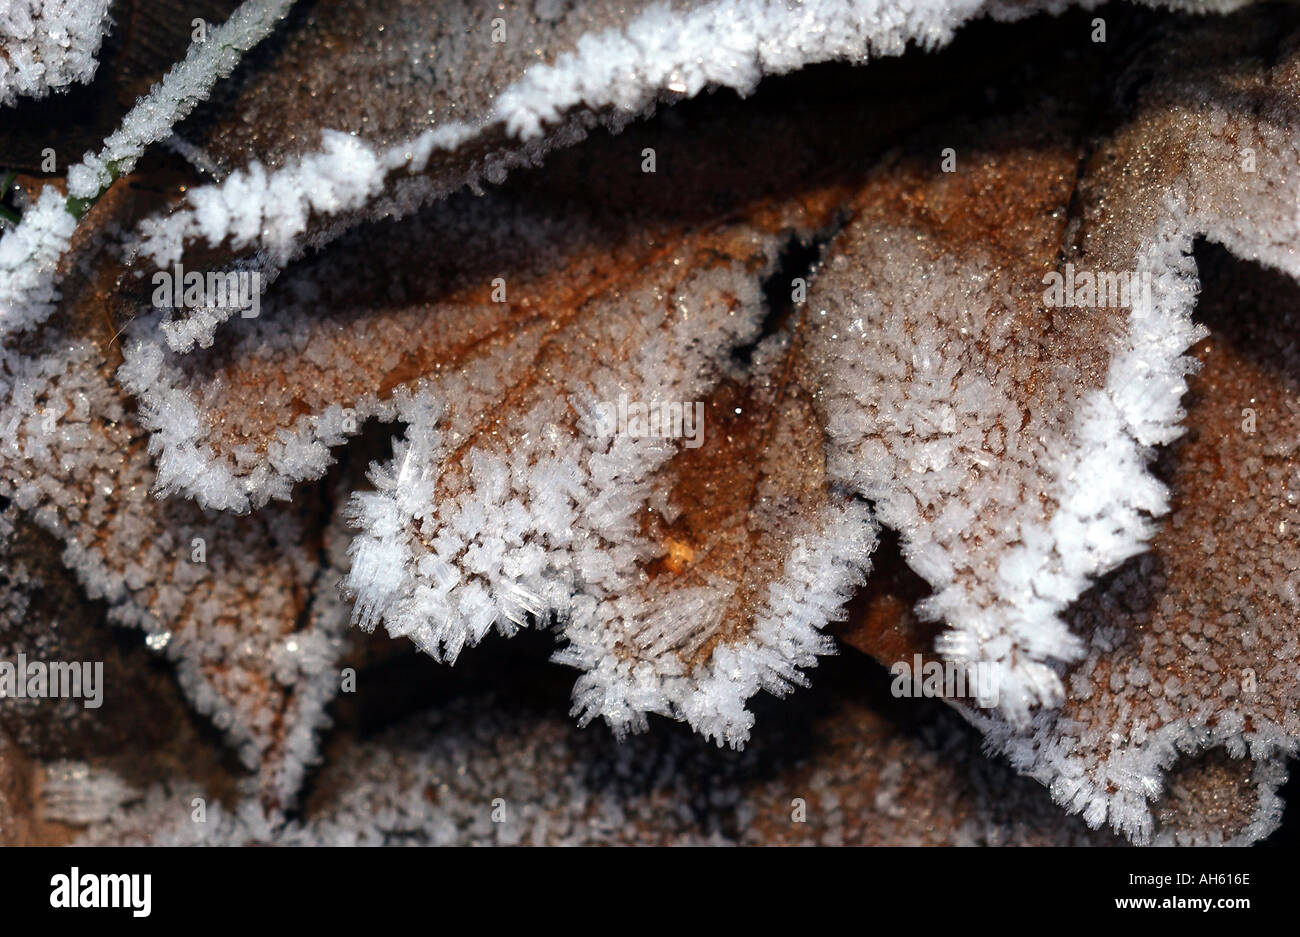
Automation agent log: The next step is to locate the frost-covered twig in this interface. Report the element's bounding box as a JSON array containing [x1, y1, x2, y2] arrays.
[[0, 0, 295, 338]]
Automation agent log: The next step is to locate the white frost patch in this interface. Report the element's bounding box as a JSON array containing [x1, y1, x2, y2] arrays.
[[558, 500, 875, 746], [0, 0, 112, 107], [0, 186, 76, 339], [969, 704, 1296, 845], [931, 218, 1206, 724]]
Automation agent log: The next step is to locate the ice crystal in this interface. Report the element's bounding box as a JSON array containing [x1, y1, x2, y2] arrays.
[[0, 0, 112, 108]]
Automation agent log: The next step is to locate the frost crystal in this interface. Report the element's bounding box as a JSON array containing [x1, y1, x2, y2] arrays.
[[0, 0, 112, 107]]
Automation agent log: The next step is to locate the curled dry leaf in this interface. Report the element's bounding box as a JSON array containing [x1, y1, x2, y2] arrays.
[[125, 0, 1251, 352], [842, 243, 1300, 845], [69, 652, 1120, 845], [0, 179, 352, 808], [834, 12, 1300, 842]]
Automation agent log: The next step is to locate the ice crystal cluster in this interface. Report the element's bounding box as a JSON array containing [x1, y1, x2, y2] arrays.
[[0, 0, 113, 107], [0, 0, 1297, 846]]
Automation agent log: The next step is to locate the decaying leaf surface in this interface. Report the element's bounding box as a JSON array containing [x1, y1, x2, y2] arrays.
[[70, 650, 1119, 845], [125, 0, 1253, 355], [803, 10, 1300, 727], [800, 109, 1120, 724], [971, 244, 1300, 845], [0, 178, 353, 808]]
